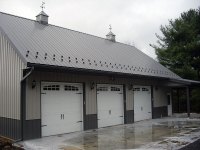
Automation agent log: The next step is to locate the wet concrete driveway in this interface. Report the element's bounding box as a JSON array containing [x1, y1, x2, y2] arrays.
[[22, 117, 200, 150]]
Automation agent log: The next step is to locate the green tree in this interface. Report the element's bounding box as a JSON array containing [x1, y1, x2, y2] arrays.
[[152, 7, 200, 113], [151, 7, 200, 80]]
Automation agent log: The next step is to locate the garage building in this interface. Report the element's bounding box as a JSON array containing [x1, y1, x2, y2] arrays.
[[0, 11, 199, 140]]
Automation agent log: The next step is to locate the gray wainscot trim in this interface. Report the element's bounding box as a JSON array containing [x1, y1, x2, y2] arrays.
[[84, 114, 97, 130], [23, 119, 41, 140], [152, 106, 168, 119], [0, 117, 21, 140], [126, 110, 134, 123]]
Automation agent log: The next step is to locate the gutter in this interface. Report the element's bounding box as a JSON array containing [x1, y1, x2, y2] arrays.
[[170, 78, 200, 86], [19, 66, 34, 141]]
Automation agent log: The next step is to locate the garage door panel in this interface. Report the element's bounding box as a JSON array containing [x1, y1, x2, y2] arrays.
[[98, 116, 123, 127], [42, 114, 61, 125], [134, 86, 152, 122], [97, 84, 124, 128], [41, 82, 83, 137]]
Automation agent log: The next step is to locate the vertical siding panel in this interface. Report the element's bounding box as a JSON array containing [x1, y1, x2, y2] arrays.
[[0, 35, 2, 117], [154, 86, 170, 107], [0, 33, 26, 139]]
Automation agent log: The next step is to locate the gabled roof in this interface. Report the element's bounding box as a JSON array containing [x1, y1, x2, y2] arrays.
[[0, 12, 181, 79], [106, 31, 115, 36], [36, 11, 49, 17]]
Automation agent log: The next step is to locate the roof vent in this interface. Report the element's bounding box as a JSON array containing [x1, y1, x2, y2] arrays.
[[106, 25, 116, 42], [36, 2, 49, 25]]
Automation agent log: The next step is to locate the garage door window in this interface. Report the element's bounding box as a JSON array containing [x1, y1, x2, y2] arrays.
[[97, 87, 108, 91], [133, 87, 140, 91], [64, 85, 79, 91], [142, 88, 149, 91], [111, 87, 120, 91], [43, 85, 60, 91]]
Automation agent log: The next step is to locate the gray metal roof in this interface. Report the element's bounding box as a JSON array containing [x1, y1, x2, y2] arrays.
[[36, 11, 49, 17], [0, 12, 181, 79]]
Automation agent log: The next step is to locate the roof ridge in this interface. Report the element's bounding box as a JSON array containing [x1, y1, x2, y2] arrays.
[[0, 11, 141, 50]]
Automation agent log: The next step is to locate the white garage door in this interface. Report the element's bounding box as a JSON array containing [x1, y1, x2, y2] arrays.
[[41, 82, 83, 137], [97, 84, 124, 128], [134, 86, 152, 121]]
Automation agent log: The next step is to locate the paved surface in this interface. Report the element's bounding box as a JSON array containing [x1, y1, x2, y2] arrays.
[[180, 139, 200, 150], [21, 115, 200, 150]]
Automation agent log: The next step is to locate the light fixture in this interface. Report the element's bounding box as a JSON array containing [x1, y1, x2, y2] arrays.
[[128, 84, 133, 90], [90, 82, 95, 90], [32, 80, 36, 89]]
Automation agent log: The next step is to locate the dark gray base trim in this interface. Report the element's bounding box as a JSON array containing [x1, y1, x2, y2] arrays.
[[152, 106, 168, 119], [0, 117, 21, 140], [23, 119, 41, 140], [126, 110, 134, 124], [84, 114, 97, 130]]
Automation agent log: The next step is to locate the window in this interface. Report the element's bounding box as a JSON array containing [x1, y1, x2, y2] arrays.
[[43, 85, 60, 91], [97, 87, 108, 91], [64, 85, 79, 91], [142, 88, 149, 91], [111, 87, 120, 91], [133, 88, 140, 91]]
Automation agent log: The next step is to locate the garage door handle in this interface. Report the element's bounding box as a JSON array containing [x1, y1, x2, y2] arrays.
[[119, 116, 124, 117], [77, 121, 83, 123], [61, 114, 64, 119], [41, 93, 46, 94], [148, 112, 151, 113], [118, 93, 123, 94], [42, 125, 47, 127]]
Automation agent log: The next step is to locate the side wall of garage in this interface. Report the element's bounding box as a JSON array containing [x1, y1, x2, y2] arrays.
[[24, 70, 169, 139], [0, 32, 26, 140], [152, 86, 171, 118]]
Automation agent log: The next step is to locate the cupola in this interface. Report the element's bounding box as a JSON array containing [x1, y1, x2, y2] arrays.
[[106, 25, 116, 42], [36, 2, 49, 25]]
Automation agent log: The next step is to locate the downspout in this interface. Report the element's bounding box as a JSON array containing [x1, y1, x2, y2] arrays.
[[21, 67, 34, 82], [19, 67, 34, 141]]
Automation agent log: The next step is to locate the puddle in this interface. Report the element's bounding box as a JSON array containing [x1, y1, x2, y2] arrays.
[[59, 145, 82, 150], [60, 120, 200, 150], [21, 118, 200, 150]]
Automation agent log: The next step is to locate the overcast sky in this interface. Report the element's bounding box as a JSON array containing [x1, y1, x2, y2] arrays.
[[0, 0, 199, 59]]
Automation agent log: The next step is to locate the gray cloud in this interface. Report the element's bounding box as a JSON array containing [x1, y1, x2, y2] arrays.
[[0, 0, 199, 59]]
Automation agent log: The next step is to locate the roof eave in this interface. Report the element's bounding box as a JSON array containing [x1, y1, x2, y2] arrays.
[[27, 62, 171, 80], [169, 78, 200, 86]]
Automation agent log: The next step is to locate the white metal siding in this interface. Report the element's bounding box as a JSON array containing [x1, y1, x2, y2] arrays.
[[153, 86, 171, 107], [0, 32, 26, 119]]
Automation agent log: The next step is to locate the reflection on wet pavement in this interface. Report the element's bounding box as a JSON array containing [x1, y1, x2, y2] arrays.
[[61, 120, 200, 150], [22, 118, 200, 150]]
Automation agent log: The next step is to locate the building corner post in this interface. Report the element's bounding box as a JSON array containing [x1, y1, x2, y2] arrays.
[[20, 67, 34, 140], [186, 86, 190, 117]]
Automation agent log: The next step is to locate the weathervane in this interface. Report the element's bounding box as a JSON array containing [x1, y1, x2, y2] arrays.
[[109, 24, 112, 32], [40, 2, 45, 11]]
